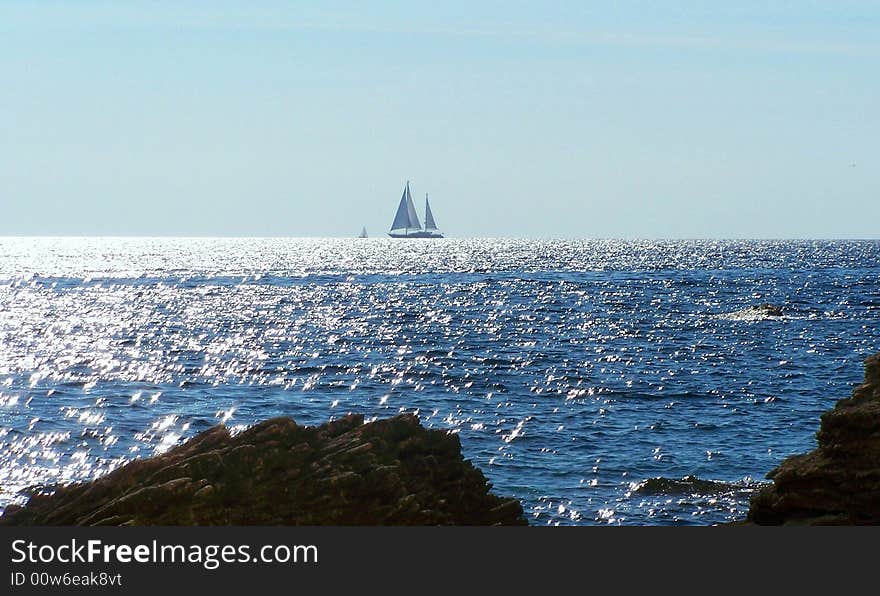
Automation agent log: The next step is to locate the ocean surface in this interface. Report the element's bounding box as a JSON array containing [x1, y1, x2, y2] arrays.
[[1, 238, 878, 525]]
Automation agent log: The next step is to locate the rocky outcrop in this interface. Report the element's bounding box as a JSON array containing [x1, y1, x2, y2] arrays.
[[0, 414, 527, 526], [748, 353, 880, 525]]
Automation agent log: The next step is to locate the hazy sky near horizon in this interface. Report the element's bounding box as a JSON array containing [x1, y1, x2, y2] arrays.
[[2, 1, 878, 238]]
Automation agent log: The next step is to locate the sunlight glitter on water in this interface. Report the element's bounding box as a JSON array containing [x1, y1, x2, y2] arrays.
[[0, 238, 879, 524]]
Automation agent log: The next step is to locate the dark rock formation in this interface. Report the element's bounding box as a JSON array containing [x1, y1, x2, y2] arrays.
[[630, 475, 757, 497], [0, 414, 527, 526], [748, 352, 880, 525]]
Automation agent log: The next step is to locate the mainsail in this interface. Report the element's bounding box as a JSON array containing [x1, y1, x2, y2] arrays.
[[424, 194, 438, 231], [390, 181, 422, 232]]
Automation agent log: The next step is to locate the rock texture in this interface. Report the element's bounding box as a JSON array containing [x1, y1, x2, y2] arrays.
[[748, 352, 880, 525], [0, 414, 526, 526]]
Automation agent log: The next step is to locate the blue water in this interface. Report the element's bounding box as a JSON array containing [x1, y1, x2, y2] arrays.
[[1, 238, 878, 525]]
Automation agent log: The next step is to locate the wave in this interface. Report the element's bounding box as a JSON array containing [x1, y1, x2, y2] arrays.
[[717, 303, 785, 321]]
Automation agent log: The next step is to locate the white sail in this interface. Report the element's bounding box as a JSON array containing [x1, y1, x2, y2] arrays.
[[390, 181, 422, 231], [404, 182, 422, 229], [390, 183, 413, 231], [424, 194, 439, 231]]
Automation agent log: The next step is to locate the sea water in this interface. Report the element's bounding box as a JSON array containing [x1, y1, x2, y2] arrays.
[[1, 237, 878, 525]]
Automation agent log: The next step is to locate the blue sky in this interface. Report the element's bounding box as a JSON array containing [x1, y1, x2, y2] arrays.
[[1, 1, 878, 237]]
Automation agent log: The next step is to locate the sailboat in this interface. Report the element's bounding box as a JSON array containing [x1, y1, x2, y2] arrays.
[[388, 181, 444, 238], [358, 226, 368, 238]]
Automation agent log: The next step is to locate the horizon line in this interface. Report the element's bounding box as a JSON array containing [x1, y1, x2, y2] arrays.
[[1, 235, 878, 242]]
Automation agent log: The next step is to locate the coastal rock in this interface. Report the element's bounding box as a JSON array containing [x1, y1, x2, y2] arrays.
[[0, 414, 527, 526], [748, 352, 880, 525], [630, 475, 758, 497]]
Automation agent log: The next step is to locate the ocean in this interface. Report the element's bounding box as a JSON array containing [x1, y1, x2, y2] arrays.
[[1, 237, 878, 525]]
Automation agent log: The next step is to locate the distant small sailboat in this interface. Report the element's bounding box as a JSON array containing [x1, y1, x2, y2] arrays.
[[388, 181, 444, 238], [359, 226, 368, 238]]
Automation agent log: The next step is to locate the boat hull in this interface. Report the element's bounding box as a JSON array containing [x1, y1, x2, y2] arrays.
[[388, 231, 444, 238]]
